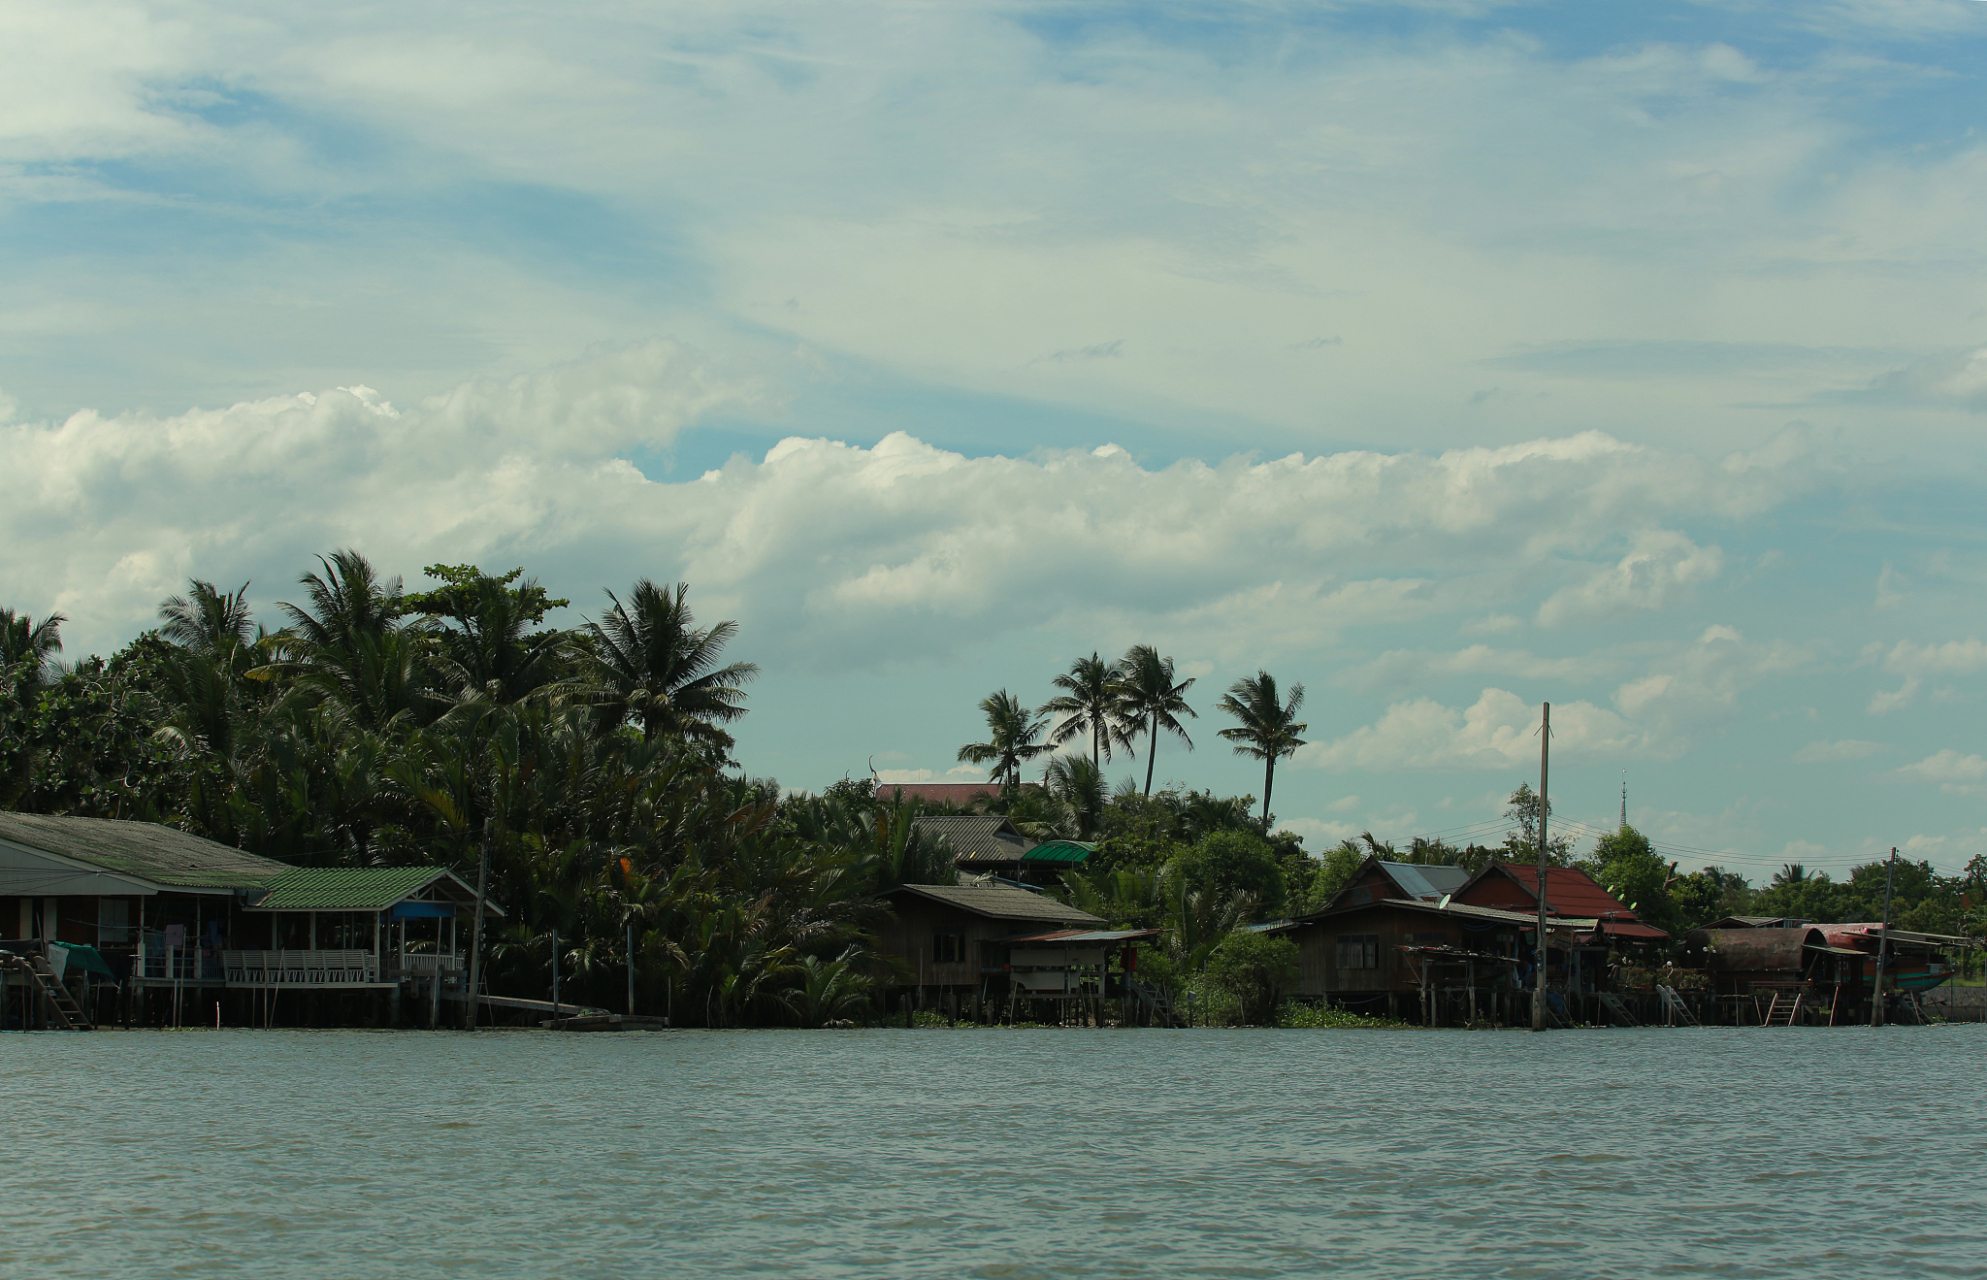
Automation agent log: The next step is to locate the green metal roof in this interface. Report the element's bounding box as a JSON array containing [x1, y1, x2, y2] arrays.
[[1021, 840, 1095, 866], [251, 867, 459, 913], [0, 812, 287, 889]]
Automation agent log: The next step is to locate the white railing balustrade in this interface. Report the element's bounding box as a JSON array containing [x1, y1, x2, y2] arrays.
[[220, 950, 380, 986]]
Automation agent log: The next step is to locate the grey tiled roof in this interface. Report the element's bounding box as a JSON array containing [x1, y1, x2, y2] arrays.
[[911, 815, 1037, 866], [0, 812, 288, 889], [887, 883, 1102, 924]]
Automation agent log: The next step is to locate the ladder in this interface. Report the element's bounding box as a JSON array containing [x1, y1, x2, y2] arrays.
[[1126, 976, 1183, 1027], [1, 951, 94, 1030], [1597, 991, 1639, 1027], [1657, 984, 1700, 1027], [1763, 990, 1803, 1027]]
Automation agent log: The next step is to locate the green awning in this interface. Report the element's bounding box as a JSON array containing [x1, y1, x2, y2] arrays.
[[51, 943, 116, 979], [1021, 840, 1095, 866]]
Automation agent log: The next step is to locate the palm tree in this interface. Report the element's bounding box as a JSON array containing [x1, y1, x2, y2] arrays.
[[1216, 671, 1307, 828], [1040, 653, 1130, 771], [160, 581, 255, 656], [1117, 644, 1196, 794], [956, 689, 1050, 790], [1042, 754, 1108, 839], [576, 580, 759, 747], [0, 608, 65, 692]]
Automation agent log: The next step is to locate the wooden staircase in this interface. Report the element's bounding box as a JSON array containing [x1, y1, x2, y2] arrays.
[[1, 951, 94, 1030], [1763, 990, 1803, 1027]]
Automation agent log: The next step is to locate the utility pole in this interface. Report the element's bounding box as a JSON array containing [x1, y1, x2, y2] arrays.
[[1533, 702, 1551, 1033], [1869, 846, 1898, 1029], [1619, 770, 1627, 832], [463, 818, 491, 1031]]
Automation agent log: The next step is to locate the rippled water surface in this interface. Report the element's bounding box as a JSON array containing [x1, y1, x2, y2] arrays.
[[5, 1026, 1985, 1278]]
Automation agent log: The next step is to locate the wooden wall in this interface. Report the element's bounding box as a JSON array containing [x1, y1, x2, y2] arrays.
[[1287, 905, 1465, 998]]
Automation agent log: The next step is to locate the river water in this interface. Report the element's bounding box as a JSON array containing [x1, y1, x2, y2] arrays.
[[5, 1025, 1984, 1278]]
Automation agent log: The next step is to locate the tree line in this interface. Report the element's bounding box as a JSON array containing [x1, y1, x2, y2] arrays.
[[5, 560, 1981, 1026]]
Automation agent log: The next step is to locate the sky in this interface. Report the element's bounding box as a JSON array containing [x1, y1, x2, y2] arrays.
[[4, 0, 1987, 881]]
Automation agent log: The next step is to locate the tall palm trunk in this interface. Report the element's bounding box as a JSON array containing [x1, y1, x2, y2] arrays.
[[1145, 721, 1158, 795], [1261, 759, 1274, 827]]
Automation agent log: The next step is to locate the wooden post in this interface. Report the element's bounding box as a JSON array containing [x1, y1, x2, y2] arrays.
[[464, 819, 491, 1031], [551, 927, 561, 1021], [1870, 846, 1898, 1028], [626, 921, 637, 1016], [1533, 701, 1551, 1033]]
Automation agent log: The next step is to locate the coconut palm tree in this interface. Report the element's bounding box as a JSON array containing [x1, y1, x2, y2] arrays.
[[1040, 652, 1131, 771], [160, 581, 256, 657], [956, 689, 1050, 790], [1042, 753, 1108, 839], [576, 580, 758, 748], [1216, 671, 1307, 828], [0, 608, 65, 695], [1116, 644, 1196, 794]]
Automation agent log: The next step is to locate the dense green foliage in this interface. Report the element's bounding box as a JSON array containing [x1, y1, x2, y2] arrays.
[[0, 558, 951, 1025]]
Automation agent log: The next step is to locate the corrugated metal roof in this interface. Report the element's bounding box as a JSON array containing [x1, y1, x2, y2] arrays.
[[1021, 839, 1094, 866], [1466, 861, 1644, 925], [911, 815, 1037, 865], [1002, 928, 1163, 943], [1287, 897, 1598, 930], [1376, 861, 1470, 901], [886, 883, 1101, 924], [247, 866, 501, 914], [0, 812, 287, 889]]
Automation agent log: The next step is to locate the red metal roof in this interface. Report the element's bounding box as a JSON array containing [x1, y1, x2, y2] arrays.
[[1462, 861, 1641, 923], [874, 781, 1009, 808]]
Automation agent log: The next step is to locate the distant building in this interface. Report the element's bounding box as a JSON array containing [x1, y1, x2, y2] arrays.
[[0, 812, 499, 1028], [876, 781, 1009, 810]]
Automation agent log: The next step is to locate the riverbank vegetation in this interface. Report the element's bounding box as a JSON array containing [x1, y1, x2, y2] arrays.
[[4, 553, 1984, 1023]]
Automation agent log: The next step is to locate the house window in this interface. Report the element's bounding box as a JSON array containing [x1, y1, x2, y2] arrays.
[[98, 899, 131, 946], [932, 930, 966, 964], [1335, 934, 1380, 970]]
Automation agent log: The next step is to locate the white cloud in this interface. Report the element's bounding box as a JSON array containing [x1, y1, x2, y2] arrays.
[[1304, 626, 1813, 772], [1895, 749, 1987, 796], [0, 359, 1818, 667], [1868, 637, 1987, 713], [1299, 687, 1657, 772], [1793, 739, 1886, 763], [1535, 530, 1724, 627], [1336, 645, 1621, 693]]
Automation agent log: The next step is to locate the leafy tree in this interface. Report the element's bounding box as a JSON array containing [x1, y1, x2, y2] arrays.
[[1217, 670, 1307, 828], [1207, 931, 1301, 1024], [1116, 644, 1196, 794], [408, 565, 570, 705], [1502, 782, 1573, 865], [1168, 828, 1287, 918], [1302, 840, 1368, 912], [576, 579, 758, 749], [1582, 825, 1679, 933], [956, 689, 1050, 790]]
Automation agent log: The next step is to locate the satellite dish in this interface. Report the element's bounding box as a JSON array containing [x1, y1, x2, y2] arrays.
[[1438, 894, 1452, 909]]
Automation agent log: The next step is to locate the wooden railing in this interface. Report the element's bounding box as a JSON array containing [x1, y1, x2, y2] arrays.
[[221, 950, 380, 986]]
